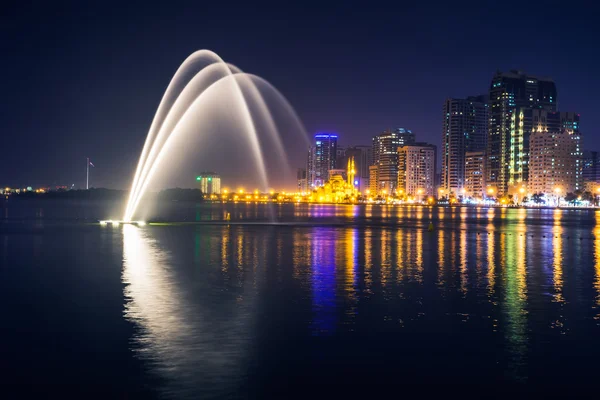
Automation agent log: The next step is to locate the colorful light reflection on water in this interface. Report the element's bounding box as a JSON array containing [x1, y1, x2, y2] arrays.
[[3, 203, 600, 396]]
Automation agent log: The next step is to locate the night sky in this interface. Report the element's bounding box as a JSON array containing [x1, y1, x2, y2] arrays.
[[2, 1, 598, 190]]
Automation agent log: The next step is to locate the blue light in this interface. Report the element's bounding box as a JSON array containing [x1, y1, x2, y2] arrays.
[[315, 133, 338, 139], [354, 180, 358, 186]]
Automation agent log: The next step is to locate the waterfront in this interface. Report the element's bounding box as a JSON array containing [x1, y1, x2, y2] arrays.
[[2, 202, 600, 397]]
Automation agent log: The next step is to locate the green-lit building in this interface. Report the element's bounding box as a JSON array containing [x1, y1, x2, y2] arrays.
[[196, 172, 221, 195], [487, 70, 557, 195]]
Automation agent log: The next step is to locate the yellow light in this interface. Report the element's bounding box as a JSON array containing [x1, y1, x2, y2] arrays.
[[366, 189, 370, 194], [239, 188, 244, 194], [487, 188, 494, 194], [223, 189, 228, 194], [269, 190, 275, 195], [519, 187, 525, 194], [137, 221, 146, 226]]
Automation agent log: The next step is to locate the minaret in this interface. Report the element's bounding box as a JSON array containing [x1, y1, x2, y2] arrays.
[[347, 156, 356, 188]]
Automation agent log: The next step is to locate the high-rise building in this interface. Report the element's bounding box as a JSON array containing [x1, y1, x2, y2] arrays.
[[528, 111, 582, 195], [441, 96, 488, 195], [583, 151, 600, 189], [487, 70, 557, 195], [196, 172, 221, 194], [398, 143, 437, 199], [369, 165, 379, 196], [340, 145, 372, 193], [561, 112, 583, 191], [307, 146, 315, 189], [529, 131, 577, 196], [307, 133, 338, 188], [395, 128, 416, 146], [465, 151, 485, 198], [297, 168, 308, 193], [335, 146, 346, 169], [372, 128, 414, 194]]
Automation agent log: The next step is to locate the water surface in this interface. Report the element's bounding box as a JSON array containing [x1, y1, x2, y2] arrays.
[[2, 202, 600, 397]]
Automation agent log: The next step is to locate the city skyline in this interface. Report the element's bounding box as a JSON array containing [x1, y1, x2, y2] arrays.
[[2, 2, 597, 189]]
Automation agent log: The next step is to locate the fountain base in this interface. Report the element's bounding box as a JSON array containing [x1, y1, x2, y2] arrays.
[[99, 220, 146, 226]]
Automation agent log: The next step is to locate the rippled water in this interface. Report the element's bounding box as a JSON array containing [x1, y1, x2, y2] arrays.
[[2, 202, 600, 397]]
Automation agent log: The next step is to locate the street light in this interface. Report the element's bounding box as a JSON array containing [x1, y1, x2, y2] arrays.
[[554, 187, 562, 207], [519, 187, 526, 205]]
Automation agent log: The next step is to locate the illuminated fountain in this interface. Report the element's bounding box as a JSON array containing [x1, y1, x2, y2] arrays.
[[111, 50, 306, 223]]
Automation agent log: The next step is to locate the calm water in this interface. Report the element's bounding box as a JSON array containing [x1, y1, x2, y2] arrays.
[[2, 200, 600, 397]]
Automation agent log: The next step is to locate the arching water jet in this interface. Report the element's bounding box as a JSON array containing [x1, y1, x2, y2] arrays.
[[123, 50, 307, 222]]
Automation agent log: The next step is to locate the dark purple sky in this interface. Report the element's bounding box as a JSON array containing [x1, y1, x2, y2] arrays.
[[2, 1, 597, 189]]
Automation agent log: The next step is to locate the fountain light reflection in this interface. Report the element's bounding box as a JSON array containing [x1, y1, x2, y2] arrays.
[[122, 225, 251, 397]]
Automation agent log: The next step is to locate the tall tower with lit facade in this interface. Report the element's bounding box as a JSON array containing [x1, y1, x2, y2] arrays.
[[372, 128, 414, 194], [307, 133, 338, 188], [528, 111, 582, 195], [487, 70, 557, 195], [441, 96, 488, 195], [583, 151, 600, 189], [398, 143, 437, 199]]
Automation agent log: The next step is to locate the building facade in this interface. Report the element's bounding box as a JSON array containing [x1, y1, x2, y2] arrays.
[[196, 172, 221, 194], [297, 168, 308, 193], [372, 128, 414, 194], [398, 143, 437, 199], [487, 70, 557, 195], [529, 129, 578, 195], [441, 96, 488, 196], [465, 151, 485, 198], [528, 111, 581, 196], [368, 165, 379, 196], [335, 146, 346, 169], [307, 133, 338, 188], [583, 151, 600, 189]]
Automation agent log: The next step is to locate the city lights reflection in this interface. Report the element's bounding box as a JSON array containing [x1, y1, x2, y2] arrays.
[[109, 205, 600, 391]]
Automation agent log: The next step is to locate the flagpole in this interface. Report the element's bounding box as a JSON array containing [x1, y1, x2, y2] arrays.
[[86, 157, 89, 190]]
